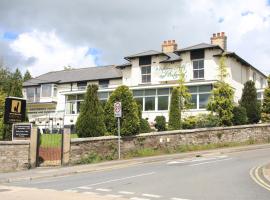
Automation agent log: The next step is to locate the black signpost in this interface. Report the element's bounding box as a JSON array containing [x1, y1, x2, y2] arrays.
[[4, 97, 26, 124]]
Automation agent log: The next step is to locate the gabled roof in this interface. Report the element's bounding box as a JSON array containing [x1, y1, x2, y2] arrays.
[[176, 43, 222, 53], [214, 52, 267, 78], [124, 50, 164, 60], [160, 52, 182, 63], [23, 65, 122, 87]]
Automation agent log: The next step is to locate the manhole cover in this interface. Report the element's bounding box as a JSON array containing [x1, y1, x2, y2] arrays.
[[0, 189, 11, 192]]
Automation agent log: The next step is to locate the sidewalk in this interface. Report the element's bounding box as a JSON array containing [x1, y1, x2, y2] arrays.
[[1, 143, 270, 184], [0, 185, 127, 200]]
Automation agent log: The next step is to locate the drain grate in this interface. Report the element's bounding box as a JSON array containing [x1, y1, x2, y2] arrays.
[[0, 189, 11, 192]]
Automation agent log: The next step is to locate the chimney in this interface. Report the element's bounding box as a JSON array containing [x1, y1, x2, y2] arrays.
[[210, 32, 227, 51], [162, 40, 178, 53]]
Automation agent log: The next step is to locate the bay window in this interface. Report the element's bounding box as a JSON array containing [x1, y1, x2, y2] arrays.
[[26, 87, 40, 102], [41, 84, 52, 97]]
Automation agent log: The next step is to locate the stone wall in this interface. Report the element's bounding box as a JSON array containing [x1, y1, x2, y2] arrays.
[[70, 124, 270, 164], [0, 141, 30, 172]]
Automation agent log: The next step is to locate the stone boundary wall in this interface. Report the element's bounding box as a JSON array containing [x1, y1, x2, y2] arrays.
[[70, 124, 270, 164], [0, 140, 30, 172]]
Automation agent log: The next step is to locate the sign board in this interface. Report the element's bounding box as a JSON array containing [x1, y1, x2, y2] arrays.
[[12, 123, 31, 140], [4, 97, 26, 124], [114, 102, 122, 118]]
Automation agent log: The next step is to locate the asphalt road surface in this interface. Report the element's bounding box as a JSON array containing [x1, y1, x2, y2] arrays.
[[7, 148, 270, 200]]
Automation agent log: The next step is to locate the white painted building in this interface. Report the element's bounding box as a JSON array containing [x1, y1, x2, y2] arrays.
[[23, 32, 267, 132]]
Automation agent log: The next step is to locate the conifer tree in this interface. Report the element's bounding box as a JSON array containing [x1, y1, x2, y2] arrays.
[[104, 85, 140, 136], [23, 70, 32, 82], [76, 84, 106, 137], [262, 75, 270, 122], [208, 55, 234, 126], [240, 80, 261, 124], [168, 87, 181, 129], [0, 90, 5, 140]]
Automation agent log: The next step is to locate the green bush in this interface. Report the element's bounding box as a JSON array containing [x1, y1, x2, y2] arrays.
[[182, 116, 197, 129], [168, 87, 181, 130], [240, 81, 261, 123], [232, 106, 247, 125], [140, 118, 151, 133], [196, 114, 219, 128], [76, 84, 106, 137], [104, 85, 140, 136], [262, 75, 270, 122], [154, 116, 166, 131]]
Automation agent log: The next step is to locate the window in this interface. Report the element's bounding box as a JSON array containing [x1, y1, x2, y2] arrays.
[[157, 88, 169, 110], [99, 80, 109, 88], [53, 85, 57, 97], [35, 87, 40, 102], [253, 72, 257, 82], [257, 92, 263, 104], [188, 85, 212, 109], [41, 84, 52, 97], [260, 77, 264, 88], [141, 66, 151, 83], [145, 97, 155, 111], [26, 87, 35, 102], [139, 56, 151, 66], [193, 59, 204, 79], [66, 102, 76, 114], [65, 94, 85, 114], [77, 81, 87, 90]]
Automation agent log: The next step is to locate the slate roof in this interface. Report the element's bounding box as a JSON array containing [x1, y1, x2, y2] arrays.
[[176, 43, 222, 52], [23, 65, 122, 87], [160, 52, 182, 63], [124, 50, 163, 60]]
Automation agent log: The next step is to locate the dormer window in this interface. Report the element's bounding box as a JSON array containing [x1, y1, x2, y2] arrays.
[[77, 81, 87, 90]]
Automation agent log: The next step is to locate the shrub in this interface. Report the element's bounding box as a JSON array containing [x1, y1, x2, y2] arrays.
[[262, 75, 270, 122], [182, 116, 197, 129], [168, 87, 181, 130], [154, 116, 166, 131], [136, 103, 151, 133], [196, 114, 219, 128], [232, 106, 247, 125], [104, 85, 140, 136], [240, 81, 261, 123], [76, 84, 106, 137]]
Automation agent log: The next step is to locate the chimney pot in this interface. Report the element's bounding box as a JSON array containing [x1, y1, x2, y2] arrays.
[[217, 32, 220, 37], [213, 33, 216, 37], [168, 40, 171, 44], [172, 40, 175, 43], [164, 41, 167, 44], [210, 32, 227, 51], [221, 32, 225, 36], [161, 39, 178, 53]]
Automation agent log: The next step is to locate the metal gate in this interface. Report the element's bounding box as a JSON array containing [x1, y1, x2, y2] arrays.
[[36, 130, 63, 167]]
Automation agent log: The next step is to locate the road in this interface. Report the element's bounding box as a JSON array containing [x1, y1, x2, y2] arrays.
[[6, 148, 270, 200]]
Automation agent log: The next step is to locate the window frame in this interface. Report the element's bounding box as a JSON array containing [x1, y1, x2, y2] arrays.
[[141, 65, 151, 84], [192, 59, 205, 80], [188, 85, 212, 110]]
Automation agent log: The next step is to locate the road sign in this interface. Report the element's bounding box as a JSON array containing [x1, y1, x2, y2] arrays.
[[4, 97, 26, 124], [12, 123, 32, 140], [114, 102, 122, 118]]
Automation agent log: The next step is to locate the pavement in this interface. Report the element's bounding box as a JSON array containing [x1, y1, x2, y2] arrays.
[[1, 143, 270, 200], [1, 143, 270, 184]]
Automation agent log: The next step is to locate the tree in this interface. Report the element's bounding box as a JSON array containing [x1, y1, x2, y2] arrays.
[[240, 80, 261, 124], [262, 75, 270, 122], [76, 84, 106, 137], [7, 68, 23, 97], [23, 70, 32, 82], [168, 68, 191, 130], [104, 85, 140, 136], [207, 55, 234, 126], [0, 90, 6, 140], [168, 87, 181, 130]]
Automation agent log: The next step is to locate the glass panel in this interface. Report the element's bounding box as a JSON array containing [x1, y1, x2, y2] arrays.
[[193, 60, 198, 69], [146, 66, 151, 73], [77, 101, 83, 113], [145, 89, 156, 96], [191, 94, 197, 109], [146, 75, 151, 82], [67, 95, 76, 101], [145, 97, 155, 111], [142, 75, 147, 83], [66, 102, 76, 114], [199, 85, 212, 92], [188, 86, 197, 93], [77, 94, 85, 100], [158, 88, 169, 95], [193, 70, 198, 79], [133, 90, 144, 97], [199, 93, 210, 109], [35, 87, 40, 102], [98, 92, 108, 99], [141, 66, 147, 74], [158, 96, 169, 110], [198, 60, 204, 68], [41, 84, 52, 97], [26, 87, 35, 102], [199, 70, 204, 78], [53, 85, 57, 97]]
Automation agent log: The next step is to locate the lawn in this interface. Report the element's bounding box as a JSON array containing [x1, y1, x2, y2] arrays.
[[40, 133, 78, 148]]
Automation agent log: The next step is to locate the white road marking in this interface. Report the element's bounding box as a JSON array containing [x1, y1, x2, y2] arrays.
[[167, 155, 228, 165], [86, 172, 155, 186], [189, 158, 232, 166], [130, 197, 150, 200], [119, 191, 135, 195], [142, 193, 161, 198], [171, 198, 190, 200], [77, 186, 92, 190], [63, 189, 78, 193], [96, 188, 112, 192], [82, 191, 98, 195], [105, 194, 123, 198]]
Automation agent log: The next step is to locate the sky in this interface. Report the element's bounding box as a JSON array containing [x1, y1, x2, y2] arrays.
[[0, 0, 270, 76]]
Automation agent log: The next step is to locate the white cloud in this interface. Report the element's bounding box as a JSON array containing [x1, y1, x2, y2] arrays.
[[10, 30, 96, 76]]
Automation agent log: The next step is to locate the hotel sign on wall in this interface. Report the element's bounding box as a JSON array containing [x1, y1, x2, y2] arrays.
[[4, 97, 26, 124], [154, 65, 184, 81]]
